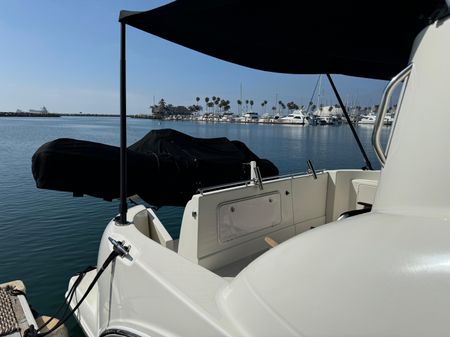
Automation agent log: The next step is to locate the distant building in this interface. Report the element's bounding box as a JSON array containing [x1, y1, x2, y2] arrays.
[[29, 106, 49, 114]]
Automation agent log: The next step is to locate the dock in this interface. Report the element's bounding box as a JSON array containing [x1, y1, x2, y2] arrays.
[[0, 281, 67, 337]]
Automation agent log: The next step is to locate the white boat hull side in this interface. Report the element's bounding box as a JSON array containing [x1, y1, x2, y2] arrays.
[[95, 216, 238, 337], [69, 169, 380, 336], [68, 270, 98, 337]]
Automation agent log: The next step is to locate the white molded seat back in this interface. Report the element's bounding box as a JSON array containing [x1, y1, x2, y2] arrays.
[[373, 17, 450, 218]]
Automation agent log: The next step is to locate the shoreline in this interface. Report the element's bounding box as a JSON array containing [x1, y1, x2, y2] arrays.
[[0, 112, 119, 118], [0, 112, 61, 117]]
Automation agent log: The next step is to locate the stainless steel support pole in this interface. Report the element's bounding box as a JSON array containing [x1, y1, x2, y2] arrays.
[[372, 63, 412, 166], [119, 23, 128, 224]]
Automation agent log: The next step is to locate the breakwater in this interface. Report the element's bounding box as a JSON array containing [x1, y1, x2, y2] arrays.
[[0, 111, 61, 117]]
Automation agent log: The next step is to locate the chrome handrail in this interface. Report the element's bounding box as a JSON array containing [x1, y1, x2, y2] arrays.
[[197, 170, 325, 194], [372, 63, 413, 166]]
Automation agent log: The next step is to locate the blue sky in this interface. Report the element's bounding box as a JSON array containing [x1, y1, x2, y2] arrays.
[[0, 0, 389, 115]]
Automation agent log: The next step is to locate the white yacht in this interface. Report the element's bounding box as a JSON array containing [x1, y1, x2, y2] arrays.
[[314, 106, 335, 125], [257, 113, 269, 123], [25, 1, 450, 337], [358, 112, 377, 124], [241, 111, 258, 122], [383, 113, 395, 125], [220, 112, 235, 122], [279, 109, 309, 125]]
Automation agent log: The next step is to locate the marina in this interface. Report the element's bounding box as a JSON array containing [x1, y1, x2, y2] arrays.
[[132, 107, 395, 126]]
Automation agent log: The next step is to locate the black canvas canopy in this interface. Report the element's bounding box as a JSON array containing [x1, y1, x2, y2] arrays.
[[119, 0, 447, 80]]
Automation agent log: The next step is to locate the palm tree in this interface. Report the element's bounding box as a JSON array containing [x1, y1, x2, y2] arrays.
[[152, 98, 168, 118], [278, 100, 286, 115], [204, 97, 210, 112], [245, 99, 249, 112], [215, 97, 220, 113], [250, 100, 254, 112], [287, 101, 299, 111], [194, 97, 201, 112], [287, 102, 293, 111], [219, 99, 226, 113], [237, 99, 242, 114]]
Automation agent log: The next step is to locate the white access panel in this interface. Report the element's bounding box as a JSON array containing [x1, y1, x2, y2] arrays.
[[218, 193, 281, 243]]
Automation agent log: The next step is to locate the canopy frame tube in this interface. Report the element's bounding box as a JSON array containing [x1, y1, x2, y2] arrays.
[[326, 74, 373, 170], [118, 22, 128, 225]]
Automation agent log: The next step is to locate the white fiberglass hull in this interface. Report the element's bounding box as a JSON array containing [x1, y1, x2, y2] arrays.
[[69, 169, 385, 337]]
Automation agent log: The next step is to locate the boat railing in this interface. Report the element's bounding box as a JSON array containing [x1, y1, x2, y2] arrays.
[[197, 169, 325, 194], [372, 63, 413, 165]]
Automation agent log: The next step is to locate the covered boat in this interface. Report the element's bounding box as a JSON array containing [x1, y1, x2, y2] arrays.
[[32, 128, 278, 207]]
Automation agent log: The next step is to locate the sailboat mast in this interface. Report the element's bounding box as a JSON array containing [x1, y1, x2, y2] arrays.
[[240, 82, 243, 114], [275, 93, 278, 114], [306, 75, 321, 115], [316, 74, 322, 108]]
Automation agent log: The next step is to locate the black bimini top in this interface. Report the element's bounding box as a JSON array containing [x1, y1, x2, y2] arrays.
[[119, 0, 447, 80]]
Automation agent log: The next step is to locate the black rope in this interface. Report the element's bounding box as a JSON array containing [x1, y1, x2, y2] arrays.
[[24, 252, 120, 337], [326, 74, 374, 170], [37, 266, 95, 331], [8, 287, 40, 318], [8, 288, 27, 298]]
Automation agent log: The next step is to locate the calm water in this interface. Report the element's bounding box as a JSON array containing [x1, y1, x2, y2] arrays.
[[0, 117, 388, 335]]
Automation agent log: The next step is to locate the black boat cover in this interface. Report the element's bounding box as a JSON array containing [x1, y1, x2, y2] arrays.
[[119, 0, 448, 80], [32, 129, 278, 207]]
